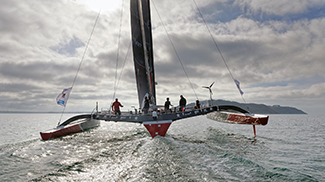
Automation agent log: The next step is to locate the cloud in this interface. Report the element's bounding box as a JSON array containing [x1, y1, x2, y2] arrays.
[[0, 0, 324, 115], [234, 0, 325, 16]]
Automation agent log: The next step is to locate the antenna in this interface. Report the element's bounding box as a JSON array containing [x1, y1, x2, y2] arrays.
[[202, 82, 215, 106]]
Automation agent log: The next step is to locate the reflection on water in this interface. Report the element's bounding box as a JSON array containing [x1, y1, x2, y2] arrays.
[[0, 114, 323, 181]]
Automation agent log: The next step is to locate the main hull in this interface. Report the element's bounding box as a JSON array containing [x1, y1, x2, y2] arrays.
[[95, 106, 219, 123], [143, 120, 172, 138], [40, 119, 100, 141], [95, 106, 219, 138]]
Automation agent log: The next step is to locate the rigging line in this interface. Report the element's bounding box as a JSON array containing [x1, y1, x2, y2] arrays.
[[72, 10, 101, 90], [113, 0, 125, 101], [112, 41, 132, 102], [192, 0, 234, 80], [58, 9, 101, 125], [151, 0, 198, 100], [192, 0, 247, 104], [117, 42, 132, 89]]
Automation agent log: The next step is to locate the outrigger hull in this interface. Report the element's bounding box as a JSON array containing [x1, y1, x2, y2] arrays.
[[207, 111, 268, 136], [40, 119, 100, 141], [207, 111, 268, 125]]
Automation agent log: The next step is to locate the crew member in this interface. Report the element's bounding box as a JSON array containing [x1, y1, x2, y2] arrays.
[[195, 100, 200, 109], [143, 97, 149, 114], [112, 98, 123, 116], [164, 97, 173, 113], [179, 95, 186, 111]]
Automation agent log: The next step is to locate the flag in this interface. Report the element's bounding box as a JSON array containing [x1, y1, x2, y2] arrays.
[[56, 87, 72, 107], [234, 79, 244, 95]]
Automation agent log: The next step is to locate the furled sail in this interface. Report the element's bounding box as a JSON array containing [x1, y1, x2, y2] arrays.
[[130, 0, 156, 109]]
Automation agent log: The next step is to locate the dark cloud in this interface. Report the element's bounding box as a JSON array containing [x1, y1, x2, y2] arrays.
[[0, 61, 74, 83], [0, 83, 41, 92], [0, 0, 324, 114]]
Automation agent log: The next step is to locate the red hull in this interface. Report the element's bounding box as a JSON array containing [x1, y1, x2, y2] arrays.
[[40, 119, 100, 141], [143, 120, 172, 138], [40, 124, 82, 141], [227, 113, 268, 125], [207, 111, 268, 125]]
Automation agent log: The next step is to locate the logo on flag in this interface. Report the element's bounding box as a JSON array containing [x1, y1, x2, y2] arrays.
[[56, 87, 72, 107], [234, 79, 244, 95]]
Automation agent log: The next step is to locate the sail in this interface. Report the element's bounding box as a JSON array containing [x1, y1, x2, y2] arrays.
[[130, 0, 156, 109]]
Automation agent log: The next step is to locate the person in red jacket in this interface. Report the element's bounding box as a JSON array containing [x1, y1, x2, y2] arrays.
[[112, 98, 123, 116]]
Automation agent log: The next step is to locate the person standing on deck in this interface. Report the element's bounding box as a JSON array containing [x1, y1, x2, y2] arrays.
[[195, 100, 201, 109], [164, 97, 173, 113], [179, 95, 186, 111], [143, 97, 149, 114], [112, 98, 123, 116]]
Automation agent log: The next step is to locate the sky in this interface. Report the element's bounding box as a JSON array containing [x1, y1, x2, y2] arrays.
[[0, 0, 324, 115]]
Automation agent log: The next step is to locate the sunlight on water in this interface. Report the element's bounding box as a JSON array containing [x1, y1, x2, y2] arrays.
[[0, 114, 324, 181]]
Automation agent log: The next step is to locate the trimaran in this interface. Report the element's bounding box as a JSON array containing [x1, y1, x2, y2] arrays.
[[40, 0, 268, 141]]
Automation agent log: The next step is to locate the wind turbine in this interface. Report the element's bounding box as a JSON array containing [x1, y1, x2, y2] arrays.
[[202, 82, 215, 106]]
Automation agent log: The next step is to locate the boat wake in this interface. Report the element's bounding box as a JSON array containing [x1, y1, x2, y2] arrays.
[[1, 120, 317, 181]]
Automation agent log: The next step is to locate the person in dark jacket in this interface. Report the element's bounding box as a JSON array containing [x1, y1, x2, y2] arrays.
[[143, 97, 149, 114], [179, 95, 186, 111], [164, 97, 173, 113], [195, 100, 200, 109]]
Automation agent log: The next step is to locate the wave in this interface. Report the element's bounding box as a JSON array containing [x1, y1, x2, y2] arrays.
[[1, 119, 321, 182]]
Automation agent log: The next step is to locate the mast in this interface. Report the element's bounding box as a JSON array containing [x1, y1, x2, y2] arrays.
[[130, 0, 156, 109], [138, 0, 154, 106]]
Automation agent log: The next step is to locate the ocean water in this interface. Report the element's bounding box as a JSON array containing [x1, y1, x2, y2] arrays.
[[0, 114, 324, 181]]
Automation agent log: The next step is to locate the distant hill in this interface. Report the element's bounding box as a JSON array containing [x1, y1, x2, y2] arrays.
[[0, 100, 307, 114], [188, 99, 307, 114]]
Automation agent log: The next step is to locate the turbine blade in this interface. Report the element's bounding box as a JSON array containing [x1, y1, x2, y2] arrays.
[[209, 88, 213, 95], [209, 82, 215, 88]]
